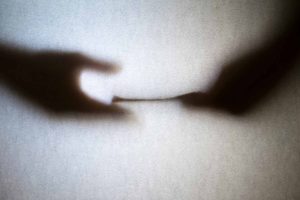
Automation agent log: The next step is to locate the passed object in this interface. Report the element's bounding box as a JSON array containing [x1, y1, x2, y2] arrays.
[[79, 69, 182, 104]]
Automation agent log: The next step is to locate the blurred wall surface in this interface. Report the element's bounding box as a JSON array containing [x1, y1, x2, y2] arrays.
[[0, 1, 299, 200]]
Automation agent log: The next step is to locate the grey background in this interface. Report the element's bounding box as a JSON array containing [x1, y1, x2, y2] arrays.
[[0, 1, 299, 199]]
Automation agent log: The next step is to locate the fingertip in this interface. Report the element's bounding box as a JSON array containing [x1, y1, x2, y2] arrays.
[[98, 104, 130, 117], [90, 60, 121, 74], [105, 62, 121, 73], [75, 53, 120, 73], [179, 92, 210, 107]]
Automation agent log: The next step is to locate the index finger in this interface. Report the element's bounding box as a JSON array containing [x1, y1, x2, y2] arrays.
[[75, 53, 120, 73]]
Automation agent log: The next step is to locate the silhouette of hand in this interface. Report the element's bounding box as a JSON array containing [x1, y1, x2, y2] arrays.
[[0, 46, 126, 115], [179, 19, 300, 114]]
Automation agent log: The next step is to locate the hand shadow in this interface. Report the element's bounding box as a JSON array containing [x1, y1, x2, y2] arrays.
[[179, 16, 300, 115], [0, 44, 126, 116]]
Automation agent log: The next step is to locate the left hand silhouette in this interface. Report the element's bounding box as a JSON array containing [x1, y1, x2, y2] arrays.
[[0, 45, 126, 115]]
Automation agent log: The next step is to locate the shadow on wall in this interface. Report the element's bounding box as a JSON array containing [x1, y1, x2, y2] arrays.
[[180, 4, 300, 115], [0, 44, 126, 116], [0, 0, 300, 117]]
